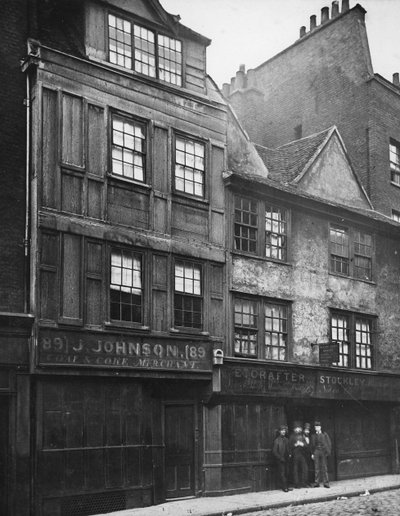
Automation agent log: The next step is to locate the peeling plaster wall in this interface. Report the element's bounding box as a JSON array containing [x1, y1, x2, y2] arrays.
[[232, 207, 400, 372]]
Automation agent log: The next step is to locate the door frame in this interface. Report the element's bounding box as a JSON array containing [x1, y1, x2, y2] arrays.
[[162, 401, 199, 499]]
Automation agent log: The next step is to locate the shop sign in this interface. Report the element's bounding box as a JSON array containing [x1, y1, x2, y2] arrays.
[[318, 342, 339, 367], [38, 330, 212, 372], [221, 362, 400, 401]]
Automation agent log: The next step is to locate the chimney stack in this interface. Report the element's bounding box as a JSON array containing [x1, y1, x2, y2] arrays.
[[342, 0, 349, 12], [300, 26, 306, 38], [393, 73, 400, 87], [331, 1, 339, 17], [247, 68, 256, 87], [222, 83, 230, 97], [310, 14, 317, 30], [235, 64, 246, 90], [321, 6, 329, 23]]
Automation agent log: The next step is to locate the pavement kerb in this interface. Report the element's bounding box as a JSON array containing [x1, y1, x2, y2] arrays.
[[199, 483, 400, 516]]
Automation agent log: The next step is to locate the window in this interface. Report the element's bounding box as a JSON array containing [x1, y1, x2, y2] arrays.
[[392, 209, 400, 222], [110, 249, 142, 323], [329, 225, 372, 281], [174, 136, 205, 197], [108, 14, 182, 86], [265, 204, 288, 261], [111, 115, 146, 182], [234, 196, 289, 261], [234, 296, 289, 361], [331, 312, 373, 369], [174, 260, 202, 329], [390, 139, 400, 185]]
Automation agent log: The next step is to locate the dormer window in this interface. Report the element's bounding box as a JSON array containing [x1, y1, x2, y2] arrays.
[[108, 13, 182, 86]]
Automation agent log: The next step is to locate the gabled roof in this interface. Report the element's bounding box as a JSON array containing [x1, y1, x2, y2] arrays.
[[255, 127, 334, 184]]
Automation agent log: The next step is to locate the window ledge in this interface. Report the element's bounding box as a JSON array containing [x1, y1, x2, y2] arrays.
[[104, 322, 150, 332], [328, 271, 376, 286], [170, 327, 209, 337], [231, 251, 292, 266], [390, 180, 400, 190], [107, 174, 151, 191]]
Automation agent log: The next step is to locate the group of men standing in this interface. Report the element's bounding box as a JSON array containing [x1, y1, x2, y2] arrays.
[[272, 420, 331, 492]]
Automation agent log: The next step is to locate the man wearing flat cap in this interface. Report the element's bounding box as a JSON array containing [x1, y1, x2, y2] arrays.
[[310, 420, 331, 488], [272, 424, 292, 492]]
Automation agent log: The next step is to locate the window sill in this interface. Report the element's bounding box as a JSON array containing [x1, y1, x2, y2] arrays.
[[328, 271, 376, 286], [107, 174, 152, 191], [390, 180, 400, 189], [172, 192, 209, 209], [170, 327, 209, 337], [104, 321, 150, 333], [231, 250, 292, 266]]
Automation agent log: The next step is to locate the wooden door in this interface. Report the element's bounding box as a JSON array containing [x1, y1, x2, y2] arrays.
[[164, 404, 195, 499]]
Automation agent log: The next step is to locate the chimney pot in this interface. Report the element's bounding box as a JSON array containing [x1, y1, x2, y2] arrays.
[[230, 76, 235, 89], [222, 83, 231, 97], [300, 26, 306, 37], [321, 6, 329, 23], [247, 69, 256, 87], [239, 64, 246, 73], [393, 73, 400, 86], [342, 0, 349, 12], [332, 1, 339, 17], [310, 14, 317, 30], [235, 68, 245, 90]]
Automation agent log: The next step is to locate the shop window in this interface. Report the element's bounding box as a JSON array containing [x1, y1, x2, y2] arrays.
[[390, 139, 400, 185], [174, 260, 202, 329], [111, 114, 146, 182], [331, 312, 374, 369], [329, 225, 372, 281], [110, 248, 143, 323], [107, 13, 182, 86], [174, 136, 205, 198], [234, 195, 289, 261], [234, 295, 289, 361]]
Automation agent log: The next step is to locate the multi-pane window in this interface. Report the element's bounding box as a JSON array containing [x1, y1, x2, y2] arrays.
[[158, 35, 182, 86], [107, 14, 182, 86], [108, 14, 132, 69], [331, 312, 373, 369], [390, 139, 400, 185], [234, 296, 289, 361], [110, 249, 142, 323], [234, 197, 258, 253], [174, 261, 202, 329], [111, 115, 146, 181], [174, 136, 205, 197], [264, 302, 288, 361], [392, 209, 400, 222], [330, 225, 372, 281], [234, 298, 258, 357], [265, 204, 288, 261]]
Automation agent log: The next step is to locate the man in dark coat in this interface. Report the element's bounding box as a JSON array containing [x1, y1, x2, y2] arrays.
[[273, 424, 292, 492], [289, 421, 308, 488], [310, 420, 332, 488], [303, 422, 313, 486]]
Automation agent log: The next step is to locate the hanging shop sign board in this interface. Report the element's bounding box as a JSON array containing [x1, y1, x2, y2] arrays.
[[318, 342, 339, 367], [38, 329, 212, 373]]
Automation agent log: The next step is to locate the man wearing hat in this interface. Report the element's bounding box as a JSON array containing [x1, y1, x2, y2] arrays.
[[310, 420, 331, 488], [272, 424, 292, 492], [289, 421, 308, 488], [303, 422, 313, 486]]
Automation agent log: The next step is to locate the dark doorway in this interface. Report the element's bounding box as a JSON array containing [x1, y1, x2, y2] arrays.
[[0, 397, 9, 514], [164, 404, 195, 499]]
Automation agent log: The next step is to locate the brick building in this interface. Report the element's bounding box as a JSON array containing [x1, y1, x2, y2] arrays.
[[223, 0, 400, 219]]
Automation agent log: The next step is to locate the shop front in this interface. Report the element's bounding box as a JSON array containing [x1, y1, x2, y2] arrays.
[[203, 360, 400, 495], [34, 328, 213, 516]]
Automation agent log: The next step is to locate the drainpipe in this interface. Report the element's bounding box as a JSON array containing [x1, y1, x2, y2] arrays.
[[24, 69, 31, 314]]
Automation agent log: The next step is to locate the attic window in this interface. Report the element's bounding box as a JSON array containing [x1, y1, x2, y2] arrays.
[[107, 13, 182, 86]]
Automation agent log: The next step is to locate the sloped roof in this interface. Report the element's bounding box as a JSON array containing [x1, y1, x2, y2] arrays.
[[255, 127, 333, 183]]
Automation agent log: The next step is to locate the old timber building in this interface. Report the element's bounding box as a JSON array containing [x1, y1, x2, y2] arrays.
[[0, 0, 400, 515]]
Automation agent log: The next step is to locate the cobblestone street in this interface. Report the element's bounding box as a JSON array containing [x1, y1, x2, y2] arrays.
[[250, 488, 400, 516]]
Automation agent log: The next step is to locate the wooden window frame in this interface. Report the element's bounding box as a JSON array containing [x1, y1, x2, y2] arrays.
[[330, 310, 375, 370], [329, 224, 373, 281], [233, 294, 290, 361], [173, 133, 207, 200], [233, 194, 290, 262], [390, 138, 400, 186], [106, 11, 183, 86], [173, 259, 203, 331]]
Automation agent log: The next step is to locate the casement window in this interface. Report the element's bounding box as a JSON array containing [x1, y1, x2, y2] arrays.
[[392, 209, 400, 222], [111, 115, 146, 182], [234, 196, 289, 261], [331, 312, 374, 369], [234, 296, 289, 361], [110, 248, 143, 323], [329, 225, 372, 281], [108, 14, 182, 86], [390, 139, 400, 185], [174, 260, 202, 329], [174, 136, 205, 198]]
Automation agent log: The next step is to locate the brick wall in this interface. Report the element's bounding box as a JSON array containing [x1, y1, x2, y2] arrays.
[[0, 0, 28, 312]]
